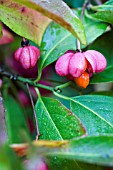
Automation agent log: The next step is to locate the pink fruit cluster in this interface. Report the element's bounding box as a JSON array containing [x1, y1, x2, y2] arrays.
[[14, 39, 40, 69], [55, 50, 107, 88]]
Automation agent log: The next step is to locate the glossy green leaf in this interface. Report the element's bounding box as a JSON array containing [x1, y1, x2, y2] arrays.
[[91, 2, 113, 24], [37, 22, 76, 80], [89, 31, 113, 84], [35, 97, 86, 140], [4, 96, 30, 143], [74, 10, 108, 49], [12, 0, 86, 45], [38, 11, 107, 80], [89, 31, 113, 67], [63, 0, 85, 8], [0, 145, 23, 170], [90, 66, 113, 84], [49, 157, 107, 170], [70, 95, 113, 135], [0, 0, 51, 45], [49, 135, 113, 167]]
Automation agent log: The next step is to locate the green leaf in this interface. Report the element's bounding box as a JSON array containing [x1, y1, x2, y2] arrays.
[[4, 96, 30, 143], [89, 31, 113, 84], [90, 66, 113, 84], [0, 0, 51, 45], [89, 31, 113, 67], [0, 145, 23, 170], [49, 135, 113, 167], [37, 22, 76, 79], [105, 0, 113, 5], [64, 0, 85, 8], [49, 158, 107, 170], [35, 97, 86, 140], [81, 11, 107, 48], [70, 95, 113, 135], [92, 91, 113, 97], [91, 2, 113, 24], [12, 0, 86, 45], [49, 157, 108, 170], [37, 11, 107, 79]]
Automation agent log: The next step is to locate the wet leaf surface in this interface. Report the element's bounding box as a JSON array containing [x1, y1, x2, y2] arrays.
[[70, 95, 113, 135], [35, 97, 86, 140], [49, 135, 113, 167]]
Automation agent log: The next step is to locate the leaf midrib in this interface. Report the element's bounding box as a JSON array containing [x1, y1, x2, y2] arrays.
[[40, 32, 71, 69], [71, 98, 113, 128], [49, 152, 113, 157], [39, 97, 63, 140]]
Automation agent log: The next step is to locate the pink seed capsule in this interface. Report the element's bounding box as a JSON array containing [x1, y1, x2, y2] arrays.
[[84, 50, 107, 73], [14, 40, 40, 69], [69, 52, 87, 78], [55, 49, 107, 89], [55, 51, 74, 76]]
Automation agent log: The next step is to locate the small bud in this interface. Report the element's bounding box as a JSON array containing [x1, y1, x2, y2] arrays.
[[14, 45, 40, 69], [74, 71, 89, 88]]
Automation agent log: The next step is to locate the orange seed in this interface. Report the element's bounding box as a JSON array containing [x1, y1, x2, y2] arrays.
[[74, 71, 89, 88]]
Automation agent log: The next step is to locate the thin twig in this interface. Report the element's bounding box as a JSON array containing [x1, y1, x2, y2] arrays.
[[76, 0, 89, 50], [80, 0, 89, 20], [0, 67, 54, 92], [26, 83, 40, 140]]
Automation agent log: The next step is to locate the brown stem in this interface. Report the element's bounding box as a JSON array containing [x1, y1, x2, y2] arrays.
[[80, 0, 89, 20], [26, 83, 40, 140], [76, 0, 89, 50]]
